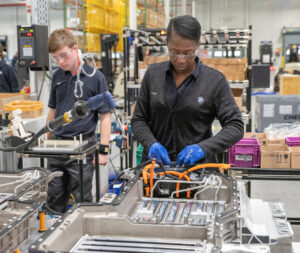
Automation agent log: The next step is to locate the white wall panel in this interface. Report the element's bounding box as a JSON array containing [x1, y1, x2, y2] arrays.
[[0, 2, 64, 60], [0, 6, 26, 59]]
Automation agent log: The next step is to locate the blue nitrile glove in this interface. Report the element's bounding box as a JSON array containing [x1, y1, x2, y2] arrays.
[[176, 144, 205, 166], [148, 142, 171, 165]]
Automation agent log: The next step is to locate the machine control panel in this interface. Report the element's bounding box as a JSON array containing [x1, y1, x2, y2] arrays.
[[18, 27, 35, 60], [17, 25, 49, 70]]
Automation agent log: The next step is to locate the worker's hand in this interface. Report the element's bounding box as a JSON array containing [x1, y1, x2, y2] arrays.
[[93, 154, 108, 166], [176, 144, 205, 166], [46, 132, 53, 140], [148, 142, 171, 165]]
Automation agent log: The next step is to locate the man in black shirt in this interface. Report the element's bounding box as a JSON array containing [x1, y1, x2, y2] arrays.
[[0, 44, 19, 93]]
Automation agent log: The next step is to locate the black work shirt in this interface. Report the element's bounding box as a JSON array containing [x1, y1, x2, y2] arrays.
[[48, 61, 110, 138], [131, 60, 244, 163], [166, 57, 201, 108], [165, 57, 202, 158], [0, 59, 19, 93]]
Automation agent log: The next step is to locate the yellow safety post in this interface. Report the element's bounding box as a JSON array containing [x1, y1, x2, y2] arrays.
[[39, 211, 47, 232]]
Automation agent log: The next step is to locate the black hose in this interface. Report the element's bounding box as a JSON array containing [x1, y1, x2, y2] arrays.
[[130, 159, 153, 171], [108, 160, 154, 189], [0, 126, 48, 152], [43, 201, 64, 216], [109, 159, 181, 189], [108, 171, 125, 189]]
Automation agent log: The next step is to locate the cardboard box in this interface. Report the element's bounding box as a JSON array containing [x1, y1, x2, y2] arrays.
[[231, 88, 243, 111], [87, 58, 102, 69], [259, 138, 286, 146], [77, 8, 87, 28], [202, 58, 247, 81], [267, 139, 286, 145], [137, 12, 145, 26], [138, 56, 169, 82], [244, 132, 266, 143], [260, 144, 290, 169], [280, 75, 300, 95], [144, 56, 169, 65], [77, 35, 86, 51], [290, 147, 300, 169]]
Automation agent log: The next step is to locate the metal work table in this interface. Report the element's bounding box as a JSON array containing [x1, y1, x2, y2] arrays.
[[229, 166, 300, 225], [17, 141, 101, 202]]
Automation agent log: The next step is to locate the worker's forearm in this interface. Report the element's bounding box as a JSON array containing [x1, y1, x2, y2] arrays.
[[100, 113, 111, 145], [46, 108, 56, 139], [46, 108, 56, 123]]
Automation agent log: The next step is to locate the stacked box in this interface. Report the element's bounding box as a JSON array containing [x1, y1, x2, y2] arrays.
[[138, 56, 169, 82], [228, 138, 260, 168], [267, 139, 285, 145], [137, 8, 165, 28], [260, 144, 290, 169], [144, 56, 169, 65], [201, 58, 248, 81], [231, 88, 243, 111], [290, 146, 300, 169], [244, 132, 266, 140], [280, 75, 300, 95], [255, 94, 300, 132]]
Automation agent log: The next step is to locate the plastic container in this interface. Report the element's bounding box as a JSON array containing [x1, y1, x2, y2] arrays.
[[286, 137, 300, 147], [228, 138, 260, 168]]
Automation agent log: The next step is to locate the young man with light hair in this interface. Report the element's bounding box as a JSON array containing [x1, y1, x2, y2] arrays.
[[46, 29, 111, 213]]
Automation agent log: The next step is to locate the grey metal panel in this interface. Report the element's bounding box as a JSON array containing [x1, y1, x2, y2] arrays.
[[255, 95, 300, 132], [0, 130, 18, 172], [37, 0, 49, 26]]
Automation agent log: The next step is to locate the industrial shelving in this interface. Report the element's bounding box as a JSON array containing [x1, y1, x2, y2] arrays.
[[199, 27, 253, 131], [123, 27, 167, 114], [65, 0, 128, 52]]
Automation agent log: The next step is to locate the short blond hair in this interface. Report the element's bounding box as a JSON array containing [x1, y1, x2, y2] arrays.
[[47, 29, 76, 53]]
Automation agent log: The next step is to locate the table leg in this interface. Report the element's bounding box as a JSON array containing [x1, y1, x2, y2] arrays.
[[247, 181, 251, 197], [95, 149, 100, 202], [40, 158, 44, 168], [79, 159, 84, 202], [18, 157, 23, 170]]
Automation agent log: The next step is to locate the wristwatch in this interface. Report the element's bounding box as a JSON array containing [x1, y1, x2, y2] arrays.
[[99, 144, 109, 155]]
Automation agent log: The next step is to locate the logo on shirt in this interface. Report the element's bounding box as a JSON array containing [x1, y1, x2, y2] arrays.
[[0, 71, 2, 75], [151, 91, 158, 96], [197, 96, 204, 104]]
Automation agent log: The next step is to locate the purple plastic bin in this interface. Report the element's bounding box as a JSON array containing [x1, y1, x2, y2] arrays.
[[286, 137, 300, 147], [228, 138, 260, 168]]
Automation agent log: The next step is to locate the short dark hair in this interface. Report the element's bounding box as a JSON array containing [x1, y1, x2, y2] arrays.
[[167, 15, 201, 44]]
